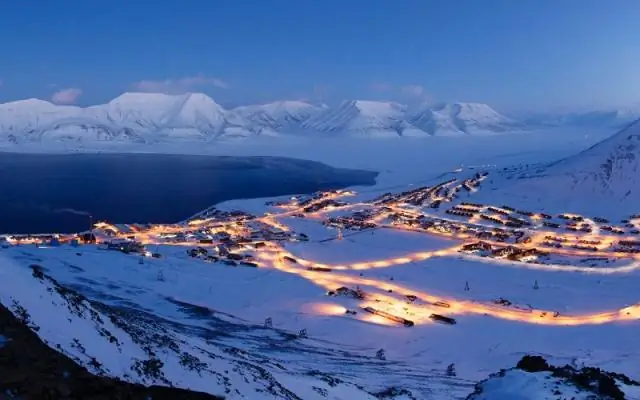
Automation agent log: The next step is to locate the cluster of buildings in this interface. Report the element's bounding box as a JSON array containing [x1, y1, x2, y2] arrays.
[[323, 214, 377, 231], [461, 241, 545, 262], [541, 236, 602, 252], [269, 190, 355, 211], [600, 225, 626, 235], [185, 244, 259, 267], [302, 198, 347, 213], [614, 240, 640, 254], [327, 286, 366, 300], [372, 179, 458, 208]]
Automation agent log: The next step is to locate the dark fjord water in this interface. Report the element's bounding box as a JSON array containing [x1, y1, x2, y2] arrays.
[[0, 153, 377, 234]]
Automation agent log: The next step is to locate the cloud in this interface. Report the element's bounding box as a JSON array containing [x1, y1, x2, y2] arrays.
[[51, 88, 83, 104], [309, 84, 333, 102], [400, 84, 426, 98], [370, 82, 392, 93], [133, 74, 229, 93], [369, 82, 432, 102]]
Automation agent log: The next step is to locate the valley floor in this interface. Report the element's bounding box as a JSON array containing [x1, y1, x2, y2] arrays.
[[2, 127, 639, 399]]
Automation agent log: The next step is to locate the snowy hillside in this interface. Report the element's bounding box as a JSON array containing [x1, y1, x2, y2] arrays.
[[475, 118, 640, 217], [0, 255, 388, 399], [408, 102, 521, 136]]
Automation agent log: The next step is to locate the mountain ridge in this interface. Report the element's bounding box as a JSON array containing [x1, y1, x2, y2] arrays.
[[0, 92, 523, 143], [2, 92, 639, 144]]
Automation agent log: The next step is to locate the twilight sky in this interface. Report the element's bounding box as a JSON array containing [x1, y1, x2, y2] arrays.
[[1, 0, 639, 111]]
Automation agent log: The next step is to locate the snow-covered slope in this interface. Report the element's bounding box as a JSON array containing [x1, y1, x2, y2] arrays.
[[408, 102, 521, 136], [0, 255, 381, 399], [476, 118, 640, 217]]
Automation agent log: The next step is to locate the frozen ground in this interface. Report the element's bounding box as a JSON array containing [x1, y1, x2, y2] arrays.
[[1, 124, 638, 399]]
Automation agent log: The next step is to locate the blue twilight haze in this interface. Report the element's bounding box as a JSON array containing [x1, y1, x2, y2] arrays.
[[1, 0, 639, 111]]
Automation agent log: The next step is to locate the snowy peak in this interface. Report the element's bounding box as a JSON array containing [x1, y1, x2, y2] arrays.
[[228, 100, 325, 134], [302, 100, 410, 137], [87, 92, 227, 138], [342, 99, 406, 115], [102, 92, 225, 123], [408, 102, 519, 136], [0, 98, 81, 138], [259, 100, 323, 114], [1, 98, 61, 110], [168, 93, 227, 134]]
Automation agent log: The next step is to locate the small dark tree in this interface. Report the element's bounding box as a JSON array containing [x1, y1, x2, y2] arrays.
[[376, 349, 386, 360], [516, 355, 549, 373], [597, 375, 625, 400], [446, 363, 456, 377]]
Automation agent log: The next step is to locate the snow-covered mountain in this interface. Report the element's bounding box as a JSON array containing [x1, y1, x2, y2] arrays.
[[0, 94, 528, 145], [0, 99, 82, 143], [301, 100, 420, 137], [522, 107, 640, 129], [407, 102, 521, 136], [3, 93, 640, 147], [476, 118, 640, 217], [299, 100, 520, 137], [228, 100, 326, 135], [88, 92, 228, 138]]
